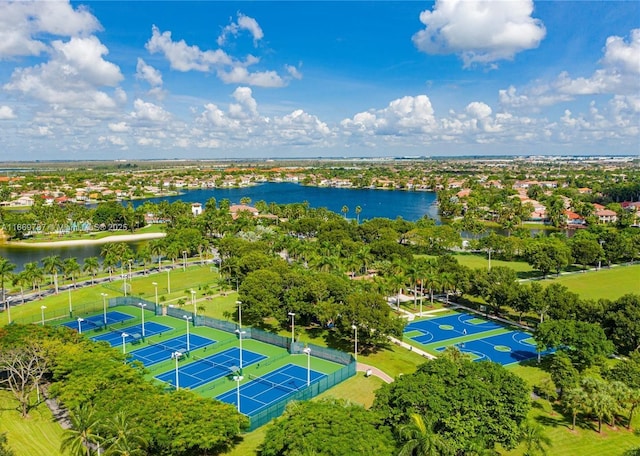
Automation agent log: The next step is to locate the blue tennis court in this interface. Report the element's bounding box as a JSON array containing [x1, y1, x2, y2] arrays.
[[404, 312, 504, 344], [129, 334, 216, 366], [91, 322, 173, 347], [156, 347, 266, 390], [435, 331, 541, 365], [216, 364, 325, 416], [61, 311, 133, 332]]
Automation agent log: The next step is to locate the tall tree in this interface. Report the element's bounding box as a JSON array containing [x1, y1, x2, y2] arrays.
[[397, 413, 452, 456], [41, 254, 63, 294], [0, 257, 16, 310], [61, 404, 103, 456], [83, 257, 100, 285]]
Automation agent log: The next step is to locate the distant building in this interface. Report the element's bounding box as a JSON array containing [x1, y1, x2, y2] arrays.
[[191, 203, 203, 216], [229, 204, 259, 219]]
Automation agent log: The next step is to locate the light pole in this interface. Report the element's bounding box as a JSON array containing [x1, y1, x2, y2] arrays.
[[167, 268, 171, 294], [5, 297, 10, 324], [488, 248, 492, 271], [40, 305, 46, 326], [121, 332, 129, 354], [128, 259, 133, 283], [152, 282, 158, 307], [68, 288, 73, 317], [598, 240, 605, 270], [172, 351, 182, 390], [77, 317, 84, 334], [182, 251, 187, 271], [237, 300, 243, 329], [352, 324, 358, 361], [183, 315, 192, 352], [303, 347, 311, 386], [139, 302, 146, 338], [100, 293, 108, 325], [122, 269, 127, 297], [191, 289, 197, 319], [235, 328, 246, 372], [233, 374, 244, 412], [288, 312, 296, 346]]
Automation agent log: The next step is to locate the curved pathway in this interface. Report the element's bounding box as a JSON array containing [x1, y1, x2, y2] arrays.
[[356, 362, 394, 383]]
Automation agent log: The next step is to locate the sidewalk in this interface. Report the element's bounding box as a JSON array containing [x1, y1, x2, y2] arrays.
[[356, 362, 394, 383], [388, 335, 436, 360]]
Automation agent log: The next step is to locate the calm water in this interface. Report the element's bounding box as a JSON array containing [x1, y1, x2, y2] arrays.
[[1, 183, 438, 270], [134, 183, 439, 222]]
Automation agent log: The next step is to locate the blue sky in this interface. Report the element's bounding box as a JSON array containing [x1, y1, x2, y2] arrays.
[[0, 1, 638, 160]]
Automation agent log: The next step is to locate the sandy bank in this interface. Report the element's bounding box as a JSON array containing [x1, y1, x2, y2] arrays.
[[7, 232, 166, 248]]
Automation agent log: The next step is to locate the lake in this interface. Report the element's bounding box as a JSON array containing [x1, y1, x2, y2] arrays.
[[1, 183, 439, 270]]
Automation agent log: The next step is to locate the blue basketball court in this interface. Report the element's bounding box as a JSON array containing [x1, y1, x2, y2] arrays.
[[155, 347, 266, 390], [405, 312, 503, 344], [216, 364, 325, 416], [61, 311, 133, 332], [129, 334, 216, 366], [435, 331, 542, 365], [91, 322, 173, 347]]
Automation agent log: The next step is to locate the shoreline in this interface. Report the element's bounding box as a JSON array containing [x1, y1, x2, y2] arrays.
[[5, 232, 166, 248]]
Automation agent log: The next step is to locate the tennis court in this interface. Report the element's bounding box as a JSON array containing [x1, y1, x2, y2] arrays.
[[91, 322, 173, 347], [61, 310, 133, 332], [216, 364, 325, 416], [405, 312, 503, 344], [129, 334, 216, 366], [155, 347, 266, 390], [435, 331, 541, 365]]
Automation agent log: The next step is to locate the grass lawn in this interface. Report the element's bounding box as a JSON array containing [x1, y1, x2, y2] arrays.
[[0, 391, 65, 456], [416, 252, 537, 279], [2, 264, 222, 326], [538, 264, 640, 300]]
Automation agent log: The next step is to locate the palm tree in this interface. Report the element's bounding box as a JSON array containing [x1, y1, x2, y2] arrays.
[[0, 257, 16, 309], [149, 239, 165, 270], [440, 272, 456, 304], [83, 257, 100, 285], [582, 377, 616, 433], [60, 404, 103, 456], [341, 205, 349, 219], [387, 273, 406, 311], [355, 205, 362, 224], [423, 270, 441, 307], [519, 420, 552, 456], [405, 261, 422, 311], [63, 258, 81, 288], [397, 413, 451, 456], [24, 262, 44, 293], [12, 270, 30, 304], [103, 411, 147, 456], [41, 255, 62, 294], [136, 244, 152, 275]]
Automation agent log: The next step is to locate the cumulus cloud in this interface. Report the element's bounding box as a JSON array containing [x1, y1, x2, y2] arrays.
[[131, 99, 171, 122], [0, 0, 100, 59], [500, 29, 640, 110], [413, 0, 546, 67], [4, 36, 123, 111], [108, 121, 129, 132], [342, 95, 436, 135], [146, 24, 297, 87], [217, 13, 264, 46], [0, 106, 16, 120], [146, 25, 233, 71], [217, 66, 285, 88], [135, 58, 163, 86]]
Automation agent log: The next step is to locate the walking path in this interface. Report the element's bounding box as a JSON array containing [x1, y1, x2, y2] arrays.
[[388, 336, 437, 360], [356, 362, 394, 383]]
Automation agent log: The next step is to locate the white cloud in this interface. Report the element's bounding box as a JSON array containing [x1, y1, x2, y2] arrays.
[[413, 0, 546, 67], [342, 95, 436, 135], [0, 106, 16, 120], [285, 64, 303, 80], [500, 29, 640, 110], [4, 36, 123, 111], [217, 13, 264, 47], [108, 122, 129, 132], [229, 86, 259, 118], [131, 99, 171, 122], [146, 25, 297, 87], [135, 58, 163, 87], [217, 66, 285, 88], [0, 0, 100, 59], [99, 135, 126, 146], [146, 25, 233, 72]]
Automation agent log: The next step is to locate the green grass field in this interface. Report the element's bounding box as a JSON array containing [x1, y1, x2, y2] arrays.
[[0, 391, 65, 456], [538, 264, 640, 300]]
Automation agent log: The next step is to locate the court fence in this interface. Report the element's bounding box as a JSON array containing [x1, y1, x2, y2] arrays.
[[36, 295, 356, 429]]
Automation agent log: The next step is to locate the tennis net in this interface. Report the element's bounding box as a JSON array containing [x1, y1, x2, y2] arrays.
[[248, 374, 299, 395], [191, 355, 233, 372], [147, 340, 183, 355]]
